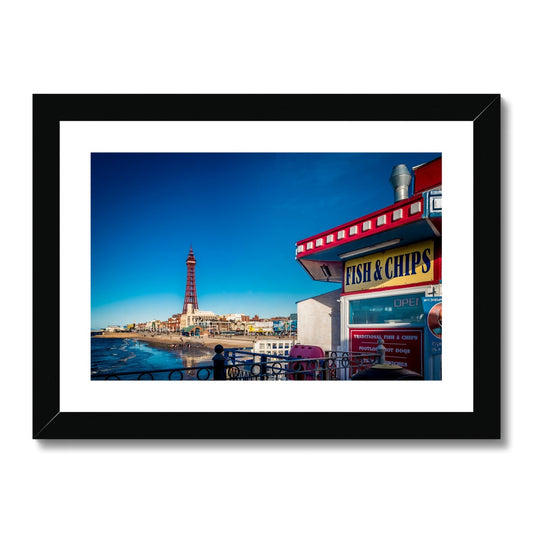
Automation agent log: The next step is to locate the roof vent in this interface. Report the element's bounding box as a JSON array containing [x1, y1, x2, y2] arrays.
[[390, 164, 412, 203]]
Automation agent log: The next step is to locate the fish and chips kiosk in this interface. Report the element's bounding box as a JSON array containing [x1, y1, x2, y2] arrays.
[[295, 157, 442, 380]]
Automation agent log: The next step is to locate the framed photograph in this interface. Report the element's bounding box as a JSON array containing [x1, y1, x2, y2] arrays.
[[33, 94, 500, 439]]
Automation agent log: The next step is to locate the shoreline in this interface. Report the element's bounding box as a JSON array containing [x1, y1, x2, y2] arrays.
[[94, 331, 289, 351]]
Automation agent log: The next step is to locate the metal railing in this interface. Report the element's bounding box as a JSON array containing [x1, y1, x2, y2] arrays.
[[93, 364, 214, 381], [220, 350, 379, 380], [93, 346, 379, 381]]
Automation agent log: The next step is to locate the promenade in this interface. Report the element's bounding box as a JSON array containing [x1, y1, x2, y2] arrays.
[[99, 331, 293, 350]]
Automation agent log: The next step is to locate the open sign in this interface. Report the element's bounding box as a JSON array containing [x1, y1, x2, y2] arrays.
[[394, 297, 421, 308]]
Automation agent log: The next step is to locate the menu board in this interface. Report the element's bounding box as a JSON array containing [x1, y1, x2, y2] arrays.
[[350, 328, 423, 375]]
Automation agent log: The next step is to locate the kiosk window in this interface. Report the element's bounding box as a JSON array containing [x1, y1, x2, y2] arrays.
[[349, 294, 425, 325]]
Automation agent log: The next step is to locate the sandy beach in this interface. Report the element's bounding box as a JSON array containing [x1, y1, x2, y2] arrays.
[[96, 331, 284, 351]]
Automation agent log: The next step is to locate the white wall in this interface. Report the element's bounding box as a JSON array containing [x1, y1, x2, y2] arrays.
[[2, 3, 529, 533], [297, 289, 341, 351]]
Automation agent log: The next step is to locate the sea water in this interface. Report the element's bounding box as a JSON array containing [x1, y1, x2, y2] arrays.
[[91, 337, 213, 380]]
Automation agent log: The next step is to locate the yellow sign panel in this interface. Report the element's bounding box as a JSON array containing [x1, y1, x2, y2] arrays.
[[344, 240, 435, 293]]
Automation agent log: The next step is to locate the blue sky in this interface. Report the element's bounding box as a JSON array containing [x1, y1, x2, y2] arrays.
[[91, 152, 440, 329]]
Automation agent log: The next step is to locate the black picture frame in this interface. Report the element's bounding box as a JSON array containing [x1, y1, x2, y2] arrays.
[[33, 94, 500, 439]]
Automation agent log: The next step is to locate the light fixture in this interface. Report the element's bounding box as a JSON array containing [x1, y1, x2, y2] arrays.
[[338, 239, 401, 260], [320, 264, 332, 278]]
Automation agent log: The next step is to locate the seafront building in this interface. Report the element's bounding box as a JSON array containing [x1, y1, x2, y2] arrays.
[[130, 310, 294, 337], [104, 325, 126, 332], [180, 305, 218, 330], [220, 313, 250, 322], [247, 321, 274, 334], [168, 314, 181, 332]]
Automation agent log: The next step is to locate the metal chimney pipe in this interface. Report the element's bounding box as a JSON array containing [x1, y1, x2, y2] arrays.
[[389, 164, 412, 203]]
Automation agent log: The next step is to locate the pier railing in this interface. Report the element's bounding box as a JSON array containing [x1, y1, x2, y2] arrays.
[[94, 364, 215, 381], [93, 345, 378, 381], [220, 349, 379, 380]]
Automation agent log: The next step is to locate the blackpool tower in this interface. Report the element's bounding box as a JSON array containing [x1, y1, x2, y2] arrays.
[[182, 246, 199, 314]]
